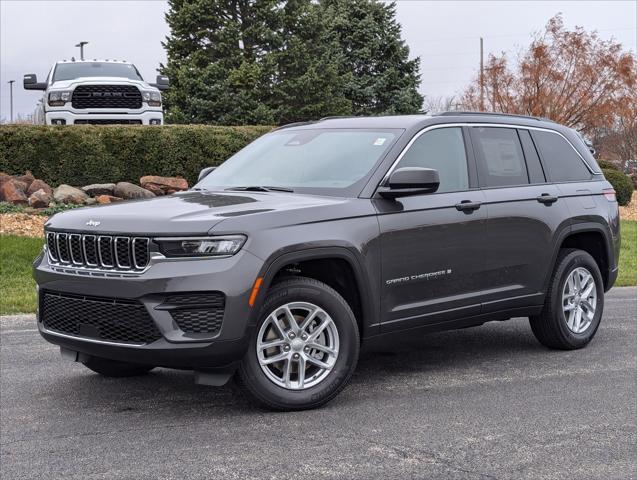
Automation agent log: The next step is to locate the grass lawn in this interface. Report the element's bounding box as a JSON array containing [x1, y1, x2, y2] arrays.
[[0, 235, 44, 315], [1, 221, 636, 315], [617, 220, 636, 287]]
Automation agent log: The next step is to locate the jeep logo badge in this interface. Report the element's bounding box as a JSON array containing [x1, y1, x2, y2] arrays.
[[86, 220, 101, 227]]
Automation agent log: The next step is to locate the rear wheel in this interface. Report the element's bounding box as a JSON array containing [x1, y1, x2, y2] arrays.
[[530, 249, 604, 350], [81, 356, 155, 377], [237, 277, 359, 411]]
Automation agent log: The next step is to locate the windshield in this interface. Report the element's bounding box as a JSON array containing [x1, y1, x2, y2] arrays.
[[52, 62, 143, 82], [197, 128, 401, 196]]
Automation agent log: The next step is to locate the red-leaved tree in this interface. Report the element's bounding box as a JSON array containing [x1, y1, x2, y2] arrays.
[[460, 14, 636, 146]]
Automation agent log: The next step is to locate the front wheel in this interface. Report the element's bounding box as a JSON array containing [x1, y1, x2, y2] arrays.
[[236, 277, 360, 411], [530, 249, 604, 350]]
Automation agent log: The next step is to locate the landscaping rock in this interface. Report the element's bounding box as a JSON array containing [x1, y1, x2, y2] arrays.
[[82, 183, 116, 197], [142, 183, 165, 196], [4, 178, 28, 194], [114, 182, 154, 200], [140, 175, 188, 195], [85, 198, 97, 205], [28, 189, 52, 208], [95, 195, 123, 204], [53, 184, 89, 205], [0, 172, 12, 185], [27, 179, 53, 197], [16, 171, 35, 189], [0, 180, 28, 205]]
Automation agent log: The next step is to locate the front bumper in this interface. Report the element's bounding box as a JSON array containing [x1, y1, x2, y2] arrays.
[[33, 249, 264, 369], [45, 110, 163, 125]]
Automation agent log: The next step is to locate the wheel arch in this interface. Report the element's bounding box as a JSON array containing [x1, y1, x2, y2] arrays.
[[548, 222, 614, 292], [249, 246, 379, 338]]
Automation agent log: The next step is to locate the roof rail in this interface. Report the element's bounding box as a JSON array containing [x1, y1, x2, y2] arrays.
[[272, 121, 317, 131], [436, 111, 554, 123], [318, 115, 358, 121]]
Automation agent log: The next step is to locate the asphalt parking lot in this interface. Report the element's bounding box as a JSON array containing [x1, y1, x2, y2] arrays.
[[1, 287, 635, 480]]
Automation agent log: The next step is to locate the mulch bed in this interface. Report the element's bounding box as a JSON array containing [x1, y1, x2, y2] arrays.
[[0, 214, 47, 238], [619, 192, 637, 221]]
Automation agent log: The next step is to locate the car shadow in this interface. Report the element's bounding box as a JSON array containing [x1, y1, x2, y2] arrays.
[[42, 318, 549, 416]]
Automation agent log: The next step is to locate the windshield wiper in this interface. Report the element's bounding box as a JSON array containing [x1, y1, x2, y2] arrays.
[[225, 186, 294, 193]]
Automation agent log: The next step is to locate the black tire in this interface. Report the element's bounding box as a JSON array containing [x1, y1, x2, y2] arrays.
[[236, 277, 360, 411], [530, 248, 604, 350], [82, 356, 155, 377]]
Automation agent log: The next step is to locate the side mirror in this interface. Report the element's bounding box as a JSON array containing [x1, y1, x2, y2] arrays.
[[23, 74, 47, 90], [378, 167, 440, 199], [152, 75, 170, 91], [198, 166, 216, 182]]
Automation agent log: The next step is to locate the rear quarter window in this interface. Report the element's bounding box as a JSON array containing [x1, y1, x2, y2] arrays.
[[531, 130, 592, 182]]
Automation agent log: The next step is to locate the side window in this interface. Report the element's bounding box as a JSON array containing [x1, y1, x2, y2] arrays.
[[531, 130, 592, 182], [471, 127, 529, 187], [518, 129, 546, 183], [395, 127, 469, 193]]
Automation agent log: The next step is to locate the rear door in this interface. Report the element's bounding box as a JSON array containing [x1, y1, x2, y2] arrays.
[[530, 129, 598, 219], [375, 126, 488, 332], [468, 126, 569, 312]]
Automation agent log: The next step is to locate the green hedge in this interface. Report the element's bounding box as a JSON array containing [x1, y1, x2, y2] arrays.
[[602, 168, 634, 206], [0, 125, 272, 187], [597, 159, 621, 171]]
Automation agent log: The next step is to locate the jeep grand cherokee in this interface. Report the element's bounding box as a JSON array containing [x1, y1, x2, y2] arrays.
[[33, 112, 620, 410]]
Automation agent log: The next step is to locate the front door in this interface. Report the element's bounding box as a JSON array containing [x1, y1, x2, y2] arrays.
[[374, 126, 488, 332]]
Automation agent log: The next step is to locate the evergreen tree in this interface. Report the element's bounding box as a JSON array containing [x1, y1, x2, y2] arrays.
[[160, 0, 280, 124], [269, 0, 352, 123], [160, 0, 423, 124], [321, 0, 423, 115]]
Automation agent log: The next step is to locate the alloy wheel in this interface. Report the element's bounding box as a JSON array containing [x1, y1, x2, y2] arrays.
[[256, 302, 340, 390], [562, 267, 597, 334]]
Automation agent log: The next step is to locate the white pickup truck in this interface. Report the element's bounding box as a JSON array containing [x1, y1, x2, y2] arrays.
[[23, 59, 169, 125]]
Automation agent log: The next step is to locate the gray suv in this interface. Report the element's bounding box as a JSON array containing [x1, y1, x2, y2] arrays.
[[34, 112, 620, 410]]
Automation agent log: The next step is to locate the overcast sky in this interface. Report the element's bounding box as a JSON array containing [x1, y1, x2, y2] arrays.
[[1, 0, 635, 121]]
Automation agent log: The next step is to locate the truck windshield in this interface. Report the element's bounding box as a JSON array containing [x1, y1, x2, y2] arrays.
[[52, 63, 143, 82], [197, 128, 402, 197]]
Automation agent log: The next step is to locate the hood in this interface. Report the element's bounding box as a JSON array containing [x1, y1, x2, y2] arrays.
[[45, 190, 349, 236], [50, 77, 155, 90]]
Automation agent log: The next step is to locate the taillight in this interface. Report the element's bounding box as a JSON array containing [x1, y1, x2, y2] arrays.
[[602, 188, 616, 202]]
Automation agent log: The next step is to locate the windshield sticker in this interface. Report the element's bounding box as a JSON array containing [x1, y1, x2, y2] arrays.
[[373, 138, 387, 146]]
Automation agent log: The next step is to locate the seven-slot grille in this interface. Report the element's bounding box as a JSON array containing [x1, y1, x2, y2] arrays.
[[71, 85, 142, 109], [46, 231, 149, 271]]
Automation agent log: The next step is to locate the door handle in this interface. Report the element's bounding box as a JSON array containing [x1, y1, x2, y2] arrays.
[[455, 200, 482, 212], [537, 193, 558, 205]]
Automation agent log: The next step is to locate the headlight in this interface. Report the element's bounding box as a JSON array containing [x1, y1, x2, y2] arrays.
[[141, 90, 162, 107], [155, 235, 246, 257], [48, 90, 72, 106]]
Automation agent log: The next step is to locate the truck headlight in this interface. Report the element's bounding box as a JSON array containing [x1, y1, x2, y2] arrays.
[[141, 90, 162, 107], [155, 235, 246, 257], [48, 90, 72, 106]]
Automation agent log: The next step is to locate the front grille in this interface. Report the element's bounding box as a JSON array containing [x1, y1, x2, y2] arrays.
[[72, 85, 142, 109], [74, 119, 143, 125], [160, 292, 225, 335], [40, 291, 161, 344], [46, 231, 149, 272]]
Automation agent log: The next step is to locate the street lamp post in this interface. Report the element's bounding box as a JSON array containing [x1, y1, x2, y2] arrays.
[[8, 80, 15, 123], [75, 41, 89, 61]]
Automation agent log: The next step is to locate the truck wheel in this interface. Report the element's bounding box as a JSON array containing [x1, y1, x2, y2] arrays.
[[82, 356, 155, 377], [237, 277, 360, 411], [530, 249, 604, 350]]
